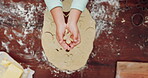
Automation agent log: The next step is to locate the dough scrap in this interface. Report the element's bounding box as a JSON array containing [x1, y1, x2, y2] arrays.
[[41, 0, 96, 71], [63, 29, 73, 44]]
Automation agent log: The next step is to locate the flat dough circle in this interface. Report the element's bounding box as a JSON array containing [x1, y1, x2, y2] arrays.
[[41, 0, 96, 71]]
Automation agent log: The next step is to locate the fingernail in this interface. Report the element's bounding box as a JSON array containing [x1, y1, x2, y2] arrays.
[[74, 40, 77, 42]]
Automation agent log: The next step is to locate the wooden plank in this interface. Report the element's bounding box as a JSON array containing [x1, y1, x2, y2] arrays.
[[116, 62, 148, 78]]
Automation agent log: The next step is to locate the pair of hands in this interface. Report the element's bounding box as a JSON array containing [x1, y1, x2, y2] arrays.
[[56, 22, 80, 50], [51, 7, 82, 50]]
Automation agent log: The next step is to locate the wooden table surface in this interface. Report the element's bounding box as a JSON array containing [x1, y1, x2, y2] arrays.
[[0, 0, 148, 78]]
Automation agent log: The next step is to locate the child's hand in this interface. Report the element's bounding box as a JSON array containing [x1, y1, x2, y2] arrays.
[[50, 7, 70, 50], [66, 23, 81, 49], [50, 7, 82, 50], [56, 23, 71, 50], [66, 9, 82, 49]]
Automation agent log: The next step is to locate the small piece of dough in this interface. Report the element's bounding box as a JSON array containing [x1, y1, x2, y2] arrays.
[[63, 29, 73, 44]]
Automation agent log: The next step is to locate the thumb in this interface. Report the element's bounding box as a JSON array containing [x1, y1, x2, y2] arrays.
[[57, 33, 64, 43], [73, 32, 78, 42]]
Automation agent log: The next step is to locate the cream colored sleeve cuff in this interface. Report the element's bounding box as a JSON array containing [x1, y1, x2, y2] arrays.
[[44, 0, 63, 11], [71, 0, 88, 11]]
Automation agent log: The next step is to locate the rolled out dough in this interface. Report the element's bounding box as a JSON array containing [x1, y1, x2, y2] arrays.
[[41, 0, 96, 71]]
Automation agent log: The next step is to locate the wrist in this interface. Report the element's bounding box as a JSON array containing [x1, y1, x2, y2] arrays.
[[56, 23, 66, 28], [67, 21, 77, 26], [67, 16, 77, 24], [67, 9, 81, 25]]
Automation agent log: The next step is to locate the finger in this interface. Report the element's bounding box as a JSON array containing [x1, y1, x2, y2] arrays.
[[56, 32, 64, 43], [60, 41, 70, 50], [70, 34, 81, 48], [73, 32, 78, 42], [69, 42, 78, 49], [56, 35, 63, 44], [76, 34, 81, 44], [56, 32, 70, 50], [68, 43, 74, 50]]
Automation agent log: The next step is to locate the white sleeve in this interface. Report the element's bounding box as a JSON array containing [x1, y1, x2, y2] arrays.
[[71, 0, 89, 11], [44, 0, 63, 11]]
